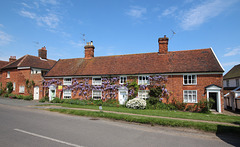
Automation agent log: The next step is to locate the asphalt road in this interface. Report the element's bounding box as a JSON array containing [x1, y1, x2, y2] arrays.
[[0, 97, 239, 147]]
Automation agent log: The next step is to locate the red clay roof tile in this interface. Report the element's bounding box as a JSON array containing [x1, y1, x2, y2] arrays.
[[45, 48, 223, 77], [2, 55, 56, 70]]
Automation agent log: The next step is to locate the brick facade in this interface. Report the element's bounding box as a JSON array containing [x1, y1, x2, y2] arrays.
[[1, 69, 44, 97], [44, 74, 224, 112]]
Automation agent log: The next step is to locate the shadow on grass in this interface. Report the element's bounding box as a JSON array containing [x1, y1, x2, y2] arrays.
[[216, 125, 240, 146]]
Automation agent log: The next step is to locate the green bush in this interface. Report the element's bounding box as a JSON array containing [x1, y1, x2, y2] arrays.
[[6, 82, 13, 94], [149, 86, 162, 98], [186, 105, 194, 112], [51, 97, 61, 103], [44, 96, 49, 102], [146, 100, 177, 110], [148, 97, 159, 105], [8, 93, 17, 99], [0, 89, 3, 96], [4, 93, 8, 97], [23, 95, 33, 101], [39, 98, 46, 103], [16, 95, 24, 99]]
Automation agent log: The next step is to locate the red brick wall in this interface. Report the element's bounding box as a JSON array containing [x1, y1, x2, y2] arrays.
[[1, 69, 44, 97], [167, 74, 223, 112], [44, 74, 223, 111]]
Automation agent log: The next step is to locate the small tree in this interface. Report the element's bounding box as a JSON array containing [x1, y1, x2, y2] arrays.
[[26, 79, 35, 95], [6, 82, 13, 94]]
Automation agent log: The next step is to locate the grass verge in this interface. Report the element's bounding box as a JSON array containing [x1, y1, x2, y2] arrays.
[[47, 103, 240, 125], [48, 108, 240, 135]]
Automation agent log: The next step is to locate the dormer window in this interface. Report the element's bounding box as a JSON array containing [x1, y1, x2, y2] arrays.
[[92, 77, 102, 85], [183, 75, 197, 85], [63, 78, 72, 85]]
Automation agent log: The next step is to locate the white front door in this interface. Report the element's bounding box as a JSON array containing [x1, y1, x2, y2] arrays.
[[49, 85, 56, 101], [119, 90, 128, 105], [34, 86, 39, 100]]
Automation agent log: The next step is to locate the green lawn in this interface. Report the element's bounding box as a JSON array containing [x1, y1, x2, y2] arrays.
[[46, 103, 240, 125], [48, 108, 240, 134]]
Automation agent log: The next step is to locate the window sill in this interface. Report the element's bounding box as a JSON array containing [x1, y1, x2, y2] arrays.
[[184, 102, 198, 103], [183, 84, 197, 86]]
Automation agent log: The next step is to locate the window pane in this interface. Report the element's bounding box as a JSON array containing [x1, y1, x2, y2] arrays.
[[188, 75, 191, 84], [189, 95, 192, 102]]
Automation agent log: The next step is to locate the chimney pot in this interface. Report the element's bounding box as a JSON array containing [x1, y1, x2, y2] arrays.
[[9, 56, 17, 63]]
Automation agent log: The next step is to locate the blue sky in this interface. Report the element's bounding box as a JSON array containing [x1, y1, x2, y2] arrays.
[[0, 0, 239, 74]]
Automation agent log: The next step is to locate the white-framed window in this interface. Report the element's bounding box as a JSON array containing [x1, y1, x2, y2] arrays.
[[120, 76, 127, 84], [138, 75, 150, 85], [13, 82, 15, 91], [138, 90, 149, 100], [92, 90, 102, 100], [236, 79, 239, 87], [19, 86, 25, 93], [63, 90, 71, 99], [226, 80, 229, 87], [63, 78, 72, 85], [92, 77, 102, 85], [7, 71, 10, 78], [183, 75, 197, 85], [183, 90, 197, 103]]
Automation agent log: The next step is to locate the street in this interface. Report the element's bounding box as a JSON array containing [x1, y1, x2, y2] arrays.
[[0, 98, 239, 147]]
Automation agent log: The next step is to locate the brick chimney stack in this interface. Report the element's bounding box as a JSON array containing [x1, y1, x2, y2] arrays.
[[158, 35, 169, 54], [38, 46, 47, 59], [84, 41, 95, 59], [9, 56, 16, 63]]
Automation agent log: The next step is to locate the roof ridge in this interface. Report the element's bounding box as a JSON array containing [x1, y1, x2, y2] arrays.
[[169, 48, 211, 53], [17, 55, 28, 67]]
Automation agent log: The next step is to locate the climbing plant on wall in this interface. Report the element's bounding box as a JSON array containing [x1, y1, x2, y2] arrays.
[[42, 75, 169, 100]]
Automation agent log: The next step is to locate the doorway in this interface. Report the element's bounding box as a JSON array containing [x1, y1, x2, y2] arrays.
[[34, 86, 39, 100], [49, 85, 56, 101], [209, 92, 217, 110]]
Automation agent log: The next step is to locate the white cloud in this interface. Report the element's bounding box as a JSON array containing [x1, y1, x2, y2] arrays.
[[161, 6, 177, 16], [224, 46, 240, 57], [19, 10, 60, 29], [0, 31, 12, 46], [38, 13, 60, 28], [180, 0, 237, 30], [126, 6, 147, 19], [21, 2, 33, 9], [19, 10, 36, 19], [0, 24, 4, 27], [40, 0, 58, 5]]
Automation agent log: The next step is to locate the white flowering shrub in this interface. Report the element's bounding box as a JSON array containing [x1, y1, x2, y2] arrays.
[[126, 98, 146, 109]]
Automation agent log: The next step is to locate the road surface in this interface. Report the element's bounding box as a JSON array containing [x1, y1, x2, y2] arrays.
[[0, 98, 239, 147]]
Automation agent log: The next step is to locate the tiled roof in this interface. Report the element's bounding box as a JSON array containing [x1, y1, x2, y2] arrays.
[[0, 60, 9, 70], [45, 48, 224, 77], [223, 64, 240, 80], [2, 55, 56, 70]]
